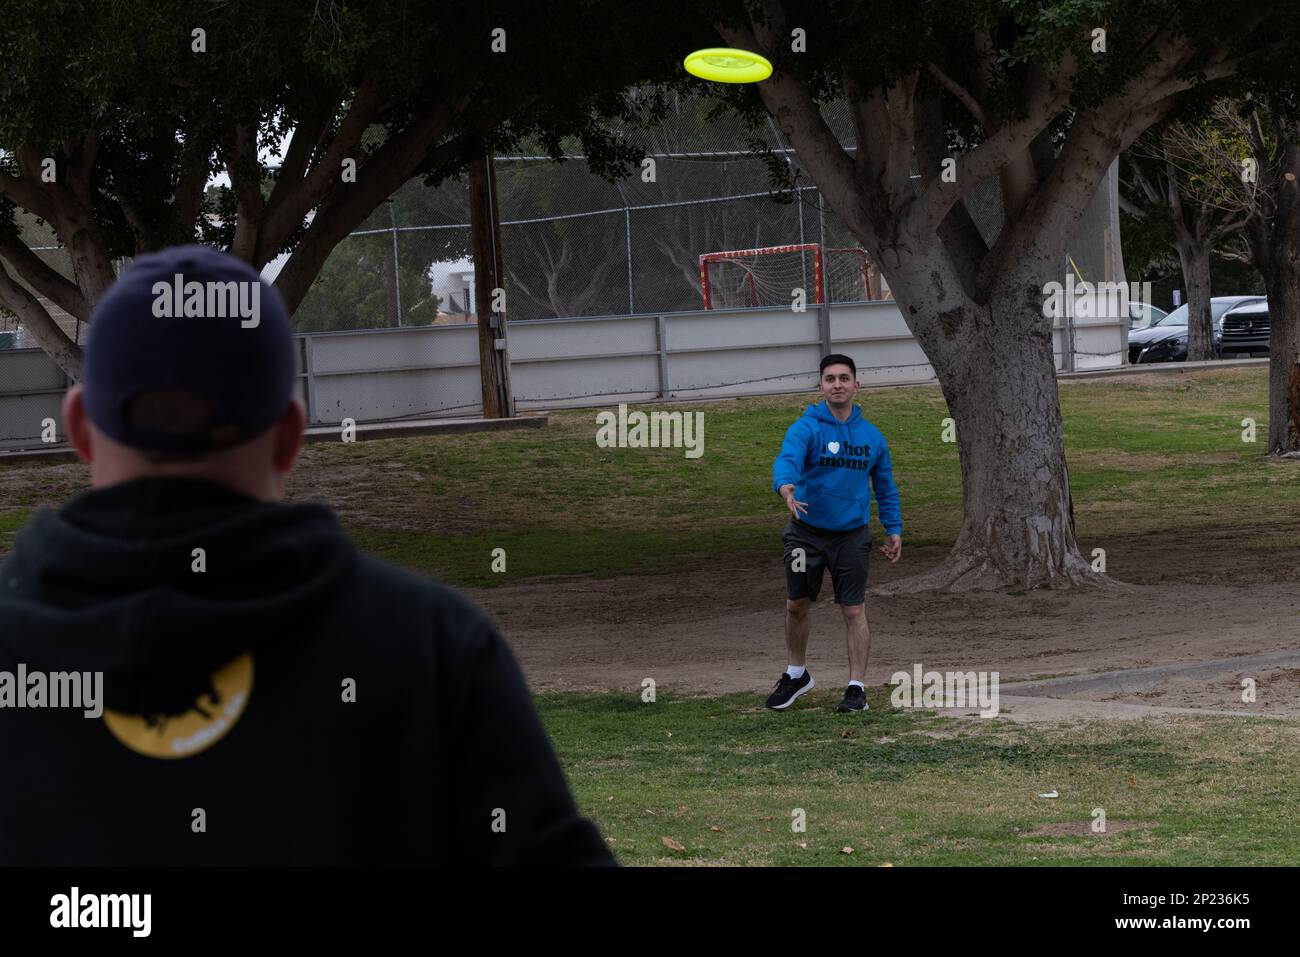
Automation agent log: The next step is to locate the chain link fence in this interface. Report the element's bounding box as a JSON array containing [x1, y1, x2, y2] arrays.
[[289, 93, 1114, 333]]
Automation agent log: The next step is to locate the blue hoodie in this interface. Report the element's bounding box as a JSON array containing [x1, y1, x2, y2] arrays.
[[772, 401, 902, 535]]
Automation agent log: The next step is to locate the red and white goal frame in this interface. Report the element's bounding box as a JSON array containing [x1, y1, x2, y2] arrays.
[[698, 243, 881, 309]]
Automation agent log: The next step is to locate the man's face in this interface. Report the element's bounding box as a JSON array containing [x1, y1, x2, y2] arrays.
[[820, 364, 857, 405]]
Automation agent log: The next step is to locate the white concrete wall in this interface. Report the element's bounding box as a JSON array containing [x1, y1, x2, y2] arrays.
[[0, 300, 1123, 450]]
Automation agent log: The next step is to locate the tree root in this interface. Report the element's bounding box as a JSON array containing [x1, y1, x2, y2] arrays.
[[873, 546, 1125, 595]]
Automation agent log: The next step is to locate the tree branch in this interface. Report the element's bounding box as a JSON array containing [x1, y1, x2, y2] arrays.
[[169, 142, 211, 246], [925, 61, 987, 127], [715, 19, 878, 253], [0, 232, 90, 322], [0, 259, 83, 378], [263, 95, 339, 226], [255, 75, 389, 261], [273, 112, 477, 314], [227, 123, 264, 262]]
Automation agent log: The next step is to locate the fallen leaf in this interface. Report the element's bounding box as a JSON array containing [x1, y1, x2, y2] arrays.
[[1128, 776, 1137, 789], [841, 729, 855, 738], [710, 826, 725, 833], [797, 842, 808, 849], [840, 846, 854, 854], [666, 731, 673, 737], [661, 837, 685, 853]]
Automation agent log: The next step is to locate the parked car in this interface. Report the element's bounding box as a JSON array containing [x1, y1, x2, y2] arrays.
[[1218, 299, 1271, 357], [1128, 296, 1265, 363], [1128, 301, 1168, 330]]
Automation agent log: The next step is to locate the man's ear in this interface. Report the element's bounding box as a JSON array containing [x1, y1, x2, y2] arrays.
[[62, 385, 94, 464], [272, 398, 307, 474]]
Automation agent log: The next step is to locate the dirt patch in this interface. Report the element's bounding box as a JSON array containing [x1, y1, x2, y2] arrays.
[[0, 460, 88, 511], [1019, 820, 1152, 838], [467, 524, 1300, 719], [1084, 667, 1300, 714], [8, 452, 1300, 722]]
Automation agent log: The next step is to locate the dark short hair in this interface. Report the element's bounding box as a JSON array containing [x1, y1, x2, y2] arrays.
[[819, 353, 856, 376]]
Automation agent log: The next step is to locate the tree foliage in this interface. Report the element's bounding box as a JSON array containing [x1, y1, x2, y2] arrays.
[[0, 0, 704, 374]]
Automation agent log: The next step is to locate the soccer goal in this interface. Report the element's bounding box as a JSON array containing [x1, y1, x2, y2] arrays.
[[698, 244, 887, 309]]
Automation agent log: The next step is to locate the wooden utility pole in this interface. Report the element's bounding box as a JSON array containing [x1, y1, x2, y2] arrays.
[[468, 153, 513, 417]]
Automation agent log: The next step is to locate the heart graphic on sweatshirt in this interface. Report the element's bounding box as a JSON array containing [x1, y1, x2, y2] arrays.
[[827, 441, 841, 454]]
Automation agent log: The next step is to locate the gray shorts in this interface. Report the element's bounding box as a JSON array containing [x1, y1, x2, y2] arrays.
[[782, 518, 871, 605]]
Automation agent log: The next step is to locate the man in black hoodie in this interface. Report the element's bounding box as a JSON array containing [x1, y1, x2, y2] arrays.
[[0, 245, 613, 866]]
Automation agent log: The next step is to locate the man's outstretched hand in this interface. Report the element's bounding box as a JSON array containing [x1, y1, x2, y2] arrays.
[[880, 534, 902, 563], [779, 484, 808, 519]]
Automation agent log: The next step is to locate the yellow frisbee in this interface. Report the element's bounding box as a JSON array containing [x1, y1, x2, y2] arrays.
[[683, 48, 773, 84]]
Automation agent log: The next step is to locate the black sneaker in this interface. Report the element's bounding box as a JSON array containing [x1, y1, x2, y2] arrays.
[[765, 671, 814, 710], [837, 685, 869, 713]]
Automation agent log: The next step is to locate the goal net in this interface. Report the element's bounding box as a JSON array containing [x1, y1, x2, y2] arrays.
[[699, 244, 887, 309]]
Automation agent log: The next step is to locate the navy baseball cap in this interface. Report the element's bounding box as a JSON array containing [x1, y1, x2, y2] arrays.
[[82, 245, 296, 452]]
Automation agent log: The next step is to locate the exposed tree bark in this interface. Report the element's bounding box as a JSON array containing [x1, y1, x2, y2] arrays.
[[1267, 252, 1300, 454], [1173, 233, 1215, 360], [1231, 105, 1300, 456], [1261, 136, 1300, 454], [227, 123, 263, 262]]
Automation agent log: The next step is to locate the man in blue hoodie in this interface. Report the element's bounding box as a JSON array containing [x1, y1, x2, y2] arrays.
[[768, 354, 902, 713]]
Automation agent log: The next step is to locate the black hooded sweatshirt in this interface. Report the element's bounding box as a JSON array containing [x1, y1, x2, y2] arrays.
[[0, 477, 613, 866]]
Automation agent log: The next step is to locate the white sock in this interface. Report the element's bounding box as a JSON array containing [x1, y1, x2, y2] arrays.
[[848, 680, 864, 690], [786, 665, 806, 679]]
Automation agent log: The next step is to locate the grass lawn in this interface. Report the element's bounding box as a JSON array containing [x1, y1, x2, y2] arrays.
[[540, 688, 1300, 866], [2, 367, 1293, 586], [314, 366, 1295, 588]]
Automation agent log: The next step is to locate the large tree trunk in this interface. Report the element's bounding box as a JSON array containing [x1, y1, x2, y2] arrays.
[[878, 262, 1109, 592], [1262, 135, 1300, 456], [1176, 238, 1216, 361], [1267, 249, 1300, 455]]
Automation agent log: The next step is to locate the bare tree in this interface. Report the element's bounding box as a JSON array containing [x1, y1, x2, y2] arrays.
[[1123, 105, 1254, 359], [1155, 97, 1300, 455]]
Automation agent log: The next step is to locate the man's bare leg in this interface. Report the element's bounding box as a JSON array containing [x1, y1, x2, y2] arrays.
[[841, 603, 870, 683], [785, 597, 811, 666]]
